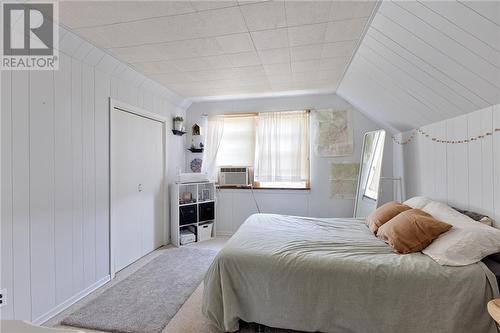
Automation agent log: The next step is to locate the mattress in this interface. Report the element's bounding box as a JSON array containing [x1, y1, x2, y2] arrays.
[[484, 254, 500, 288], [203, 213, 499, 333]]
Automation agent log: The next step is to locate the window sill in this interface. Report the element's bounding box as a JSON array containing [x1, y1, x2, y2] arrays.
[[217, 185, 311, 191]]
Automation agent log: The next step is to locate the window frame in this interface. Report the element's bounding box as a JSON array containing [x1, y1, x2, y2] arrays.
[[215, 111, 311, 190]]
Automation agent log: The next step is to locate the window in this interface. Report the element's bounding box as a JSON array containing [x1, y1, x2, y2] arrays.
[[216, 115, 255, 167], [213, 111, 310, 189]]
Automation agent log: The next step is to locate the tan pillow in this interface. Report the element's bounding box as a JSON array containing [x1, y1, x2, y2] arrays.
[[366, 201, 411, 234], [377, 209, 452, 254]]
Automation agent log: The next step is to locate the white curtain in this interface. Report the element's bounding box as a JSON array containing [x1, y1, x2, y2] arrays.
[[202, 115, 224, 181], [254, 111, 309, 183]]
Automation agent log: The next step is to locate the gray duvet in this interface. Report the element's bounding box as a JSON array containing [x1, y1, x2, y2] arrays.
[[202, 214, 499, 333]]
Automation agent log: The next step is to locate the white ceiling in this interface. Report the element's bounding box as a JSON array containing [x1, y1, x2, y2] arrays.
[[338, 0, 500, 131], [59, 0, 377, 99]]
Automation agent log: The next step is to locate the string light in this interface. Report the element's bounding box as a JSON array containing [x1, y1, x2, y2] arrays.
[[393, 127, 500, 145]]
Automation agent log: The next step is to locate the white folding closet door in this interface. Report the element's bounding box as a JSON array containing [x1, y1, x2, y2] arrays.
[[111, 108, 164, 272]]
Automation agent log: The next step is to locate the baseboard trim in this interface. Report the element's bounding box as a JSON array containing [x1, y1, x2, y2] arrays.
[[34, 275, 111, 325]]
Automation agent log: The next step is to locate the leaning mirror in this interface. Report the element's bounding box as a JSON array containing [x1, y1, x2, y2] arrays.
[[354, 130, 386, 218]]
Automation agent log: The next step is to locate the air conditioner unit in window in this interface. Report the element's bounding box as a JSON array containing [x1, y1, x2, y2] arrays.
[[219, 167, 250, 187]]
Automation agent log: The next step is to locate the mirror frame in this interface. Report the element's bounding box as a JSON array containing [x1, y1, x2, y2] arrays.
[[353, 129, 386, 218]]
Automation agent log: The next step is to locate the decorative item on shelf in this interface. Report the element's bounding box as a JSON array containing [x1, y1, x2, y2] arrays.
[[189, 122, 204, 152], [190, 158, 203, 173], [201, 189, 211, 201], [180, 192, 195, 204], [192, 123, 201, 136], [188, 143, 204, 153], [172, 116, 185, 136]]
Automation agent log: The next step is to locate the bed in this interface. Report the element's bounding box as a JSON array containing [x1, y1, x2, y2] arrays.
[[202, 213, 499, 333]]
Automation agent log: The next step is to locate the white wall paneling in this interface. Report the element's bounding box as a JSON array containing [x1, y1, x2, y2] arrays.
[[82, 63, 97, 290], [493, 106, 500, 226], [186, 93, 394, 234], [215, 190, 310, 235], [338, 0, 500, 132], [0, 26, 188, 322], [10, 71, 33, 321], [29, 67, 57, 320], [1, 70, 14, 319], [398, 104, 500, 228], [54, 53, 74, 306]]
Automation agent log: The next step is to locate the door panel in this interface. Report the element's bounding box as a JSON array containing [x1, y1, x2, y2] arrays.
[[111, 108, 164, 272], [138, 116, 164, 254]]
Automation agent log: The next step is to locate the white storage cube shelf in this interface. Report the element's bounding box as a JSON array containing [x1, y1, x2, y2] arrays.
[[171, 181, 216, 247]]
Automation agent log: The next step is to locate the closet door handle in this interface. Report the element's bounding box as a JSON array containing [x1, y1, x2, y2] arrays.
[[138, 184, 143, 192]]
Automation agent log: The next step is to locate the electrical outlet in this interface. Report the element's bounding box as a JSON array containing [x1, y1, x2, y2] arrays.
[[0, 289, 6, 308]]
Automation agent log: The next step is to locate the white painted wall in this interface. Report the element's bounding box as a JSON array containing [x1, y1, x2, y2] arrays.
[[394, 104, 500, 228], [0, 27, 188, 323], [185, 93, 394, 235]]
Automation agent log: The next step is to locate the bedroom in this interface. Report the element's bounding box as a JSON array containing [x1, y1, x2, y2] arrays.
[[1, 1, 500, 333]]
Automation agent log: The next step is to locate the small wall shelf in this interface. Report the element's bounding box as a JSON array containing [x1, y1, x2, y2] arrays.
[[187, 147, 204, 153], [172, 130, 186, 136]]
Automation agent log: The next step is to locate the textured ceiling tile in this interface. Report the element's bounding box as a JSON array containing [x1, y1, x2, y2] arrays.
[[321, 40, 357, 58], [197, 6, 247, 36], [170, 58, 211, 72], [204, 55, 234, 69], [111, 38, 224, 63], [152, 72, 196, 84], [239, 0, 286, 31], [132, 61, 181, 75], [329, 1, 376, 21], [190, 0, 237, 11], [291, 59, 320, 73], [284, 1, 332, 26], [251, 28, 289, 50], [187, 69, 232, 81], [228, 51, 262, 67], [258, 48, 290, 64], [290, 44, 323, 62], [287, 23, 327, 47], [231, 65, 266, 78], [267, 74, 293, 84], [270, 82, 295, 91], [319, 56, 350, 71], [60, 0, 377, 98], [263, 62, 291, 76], [324, 18, 367, 43], [110, 44, 175, 63], [60, 1, 196, 29], [215, 33, 255, 53]]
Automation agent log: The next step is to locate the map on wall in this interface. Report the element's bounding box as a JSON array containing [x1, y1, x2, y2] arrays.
[[330, 162, 359, 199], [314, 110, 354, 156]]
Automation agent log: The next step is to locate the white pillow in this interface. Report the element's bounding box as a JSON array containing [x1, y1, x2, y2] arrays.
[[403, 196, 432, 209], [421, 201, 500, 266]]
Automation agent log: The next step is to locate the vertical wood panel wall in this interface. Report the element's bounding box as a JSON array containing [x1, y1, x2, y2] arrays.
[[0, 27, 189, 323], [396, 104, 500, 228]]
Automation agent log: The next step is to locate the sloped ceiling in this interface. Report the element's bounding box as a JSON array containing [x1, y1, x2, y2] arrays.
[[337, 0, 500, 132]]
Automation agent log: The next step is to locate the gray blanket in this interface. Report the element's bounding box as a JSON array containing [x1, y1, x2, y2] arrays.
[[203, 214, 499, 333]]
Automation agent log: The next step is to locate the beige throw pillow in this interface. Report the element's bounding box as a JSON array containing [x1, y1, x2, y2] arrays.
[[366, 201, 411, 234], [377, 209, 452, 254]]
